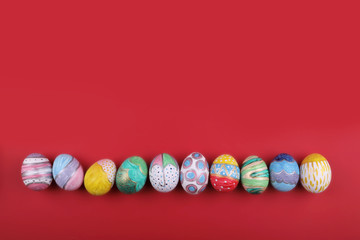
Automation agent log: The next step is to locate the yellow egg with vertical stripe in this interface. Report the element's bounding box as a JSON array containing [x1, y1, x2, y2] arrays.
[[300, 153, 331, 193]]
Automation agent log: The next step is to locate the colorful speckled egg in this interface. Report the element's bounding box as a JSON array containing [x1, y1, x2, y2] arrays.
[[300, 153, 331, 193], [210, 154, 240, 192], [149, 153, 179, 192], [21, 153, 53, 191], [269, 153, 299, 192], [180, 152, 209, 194], [52, 154, 84, 191], [84, 159, 116, 196], [116, 156, 148, 194], [241, 155, 269, 194]]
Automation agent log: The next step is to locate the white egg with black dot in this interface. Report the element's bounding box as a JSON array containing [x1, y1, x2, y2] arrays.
[[149, 153, 179, 193]]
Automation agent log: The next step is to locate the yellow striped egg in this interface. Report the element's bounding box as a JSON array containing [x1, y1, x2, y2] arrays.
[[300, 153, 331, 193], [84, 159, 116, 196]]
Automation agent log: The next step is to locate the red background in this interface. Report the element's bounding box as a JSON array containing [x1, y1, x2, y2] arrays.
[[0, 1, 359, 239]]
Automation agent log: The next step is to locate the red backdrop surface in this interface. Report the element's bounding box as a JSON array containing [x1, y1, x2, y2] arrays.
[[0, 1, 359, 240]]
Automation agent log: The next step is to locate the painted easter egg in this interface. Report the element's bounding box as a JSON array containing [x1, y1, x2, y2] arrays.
[[52, 154, 84, 191], [269, 153, 299, 192], [149, 153, 179, 192], [300, 153, 331, 193], [241, 155, 269, 194], [21, 153, 53, 191], [84, 159, 116, 196], [210, 154, 240, 192], [116, 156, 148, 194], [180, 152, 209, 194]]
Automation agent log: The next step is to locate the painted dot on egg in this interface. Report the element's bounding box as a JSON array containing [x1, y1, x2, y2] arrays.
[[186, 184, 198, 193], [197, 173, 207, 185], [196, 161, 205, 170], [185, 170, 196, 181], [183, 158, 192, 168]]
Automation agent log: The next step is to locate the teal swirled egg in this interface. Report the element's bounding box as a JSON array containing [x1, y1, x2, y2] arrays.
[[241, 155, 269, 194], [269, 153, 299, 192], [116, 156, 148, 194]]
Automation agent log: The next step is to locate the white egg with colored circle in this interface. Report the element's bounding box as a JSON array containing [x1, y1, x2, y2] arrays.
[[180, 152, 209, 194]]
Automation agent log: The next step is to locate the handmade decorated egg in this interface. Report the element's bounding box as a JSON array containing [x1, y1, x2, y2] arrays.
[[241, 155, 269, 194], [269, 153, 299, 192], [180, 152, 209, 194], [149, 153, 179, 192], [52, 154, 84, 191], [21, 153, 53, 191], [300, 153, 331, 193], [84, 159, 116, 196], [210, 154, 240, 192], [116, 156, 148, 194]]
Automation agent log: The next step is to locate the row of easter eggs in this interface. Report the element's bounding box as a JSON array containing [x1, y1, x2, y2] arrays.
[[21, 152, 332, 195]]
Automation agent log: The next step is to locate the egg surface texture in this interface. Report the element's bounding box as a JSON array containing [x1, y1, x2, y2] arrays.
[[52, 154, 84, 191], [241, 155, 269, 194], [269, 153, 299, 192], [85, 159, 116, 196], [300, 153, 331, 193], [180, 152, 209, 194], [21, 153, 53, 191], [210, 154, 240, 192], [149, 153, 179, 192], [116, 156, 148, 194]]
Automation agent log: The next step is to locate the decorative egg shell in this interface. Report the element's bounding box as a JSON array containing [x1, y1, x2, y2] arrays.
[[21, 153, 53, 191], [52, 154, 84, 191], [241, 155, 269, 194], [116, 156, 148, 194], [84, 159, 116, 196], [300, 153, 331, 193], [149, 153, 179, 192], [180, 152, 209, 194], [210, 154, 240, 192], [269, 153, 299, 192]]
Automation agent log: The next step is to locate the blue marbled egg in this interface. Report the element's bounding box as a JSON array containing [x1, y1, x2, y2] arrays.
[[269, 153, 299, 192]]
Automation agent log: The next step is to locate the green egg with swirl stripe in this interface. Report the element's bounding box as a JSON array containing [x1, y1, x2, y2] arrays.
[[241, 155, 269, 194]]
